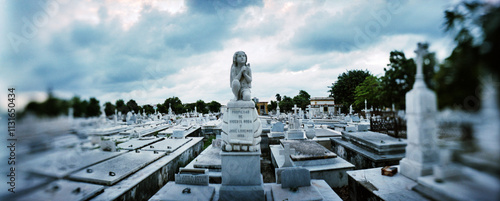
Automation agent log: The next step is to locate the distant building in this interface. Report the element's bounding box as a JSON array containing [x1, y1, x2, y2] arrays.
[[309, 97, 340, 116], [256, 102, 268, 115]]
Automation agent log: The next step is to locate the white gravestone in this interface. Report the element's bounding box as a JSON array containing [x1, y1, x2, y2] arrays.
[[400, 43, 439, 180]]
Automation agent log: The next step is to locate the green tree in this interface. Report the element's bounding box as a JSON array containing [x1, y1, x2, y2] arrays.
[[380, 51, 416, 110], [184, 103, 196, 113], [196, 100, 208, 114], [81, 100, 89, 117], [143, 104, 155, 115], [268, 100, 277, 112], [164, 97, 184, 114], [207, 101, 222, 113], [87, 97, 100, 117], [329, 70, 371, 110], [275, 93, 282, 102], [126, 99, 139, 114], [435, 1, 500, 111], [71, 96, 85, 117], [104, 102, 115, 116], [279, 96, 294, 113], [354, 75, 381, 111], [293, 90, 310, 110], [157, 103, 167, 114], [116, 99, 129, 114]]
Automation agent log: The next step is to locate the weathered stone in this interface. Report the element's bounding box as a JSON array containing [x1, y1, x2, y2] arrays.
[[24, 149, 123, 178], [281, 140, 337, 161], [149, 182, 215, 201], [117, 137, 164, 150], [141, 138, 192, 152], [221, 100, 262, 152], [17, 180, 104, 201], [280, 167, 311, 189], [220, 151, 262, 186], [175, 168, 209, 186], [69, 151, 165, 185], [285, 129, 305, 140], [271, 183, 323, 201]]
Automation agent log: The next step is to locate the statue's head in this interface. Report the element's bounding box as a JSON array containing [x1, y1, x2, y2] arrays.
[[232, 51, 247, 66]]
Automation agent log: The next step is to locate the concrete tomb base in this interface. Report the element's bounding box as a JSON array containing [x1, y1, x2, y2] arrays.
[[219, 150, 265, 201]]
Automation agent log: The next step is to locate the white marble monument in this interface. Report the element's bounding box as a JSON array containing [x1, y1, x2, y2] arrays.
[[219, 51, 264, 201], [399, 42, 439, 180]]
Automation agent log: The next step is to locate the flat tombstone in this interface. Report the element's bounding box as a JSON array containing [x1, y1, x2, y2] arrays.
[[175, 168, 209, 186], [357, 124, 369, 131], [149, 182, 215, 201], [285, 129, 305, 140], [18, 180, 104, 201], [280, 167, 311, 189], [173, 130, 184, 138], [271, 122, 285, 132], [100, 140, 116, 152], [281, 140, 337, 161]]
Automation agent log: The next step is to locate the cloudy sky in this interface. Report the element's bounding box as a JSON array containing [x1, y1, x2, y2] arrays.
[[1, 0, 460, 111]]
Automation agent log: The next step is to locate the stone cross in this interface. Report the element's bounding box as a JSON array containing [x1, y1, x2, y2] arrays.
[[415, 42, 428, 78], [364, 99, 367, 112], [292, 105, 299, 115], [349, 105, 353, 114], [280, 143, 295, 167]]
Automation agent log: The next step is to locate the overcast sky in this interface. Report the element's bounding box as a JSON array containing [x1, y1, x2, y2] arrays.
[[1, 0, 461, 111]]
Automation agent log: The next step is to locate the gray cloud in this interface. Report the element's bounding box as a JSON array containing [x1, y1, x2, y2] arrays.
[[290, 1, 448, 53]]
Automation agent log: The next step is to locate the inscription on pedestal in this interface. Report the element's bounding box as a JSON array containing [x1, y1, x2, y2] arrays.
[[228, 108, 254, 144]]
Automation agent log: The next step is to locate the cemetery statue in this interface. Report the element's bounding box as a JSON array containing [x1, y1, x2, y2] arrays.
[[222, 51, 262, 152], [230, 51, 252, 101]]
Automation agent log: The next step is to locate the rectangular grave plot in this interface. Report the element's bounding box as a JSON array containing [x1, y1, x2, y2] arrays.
[[141, 138, 192, 152], [281, 140, 337, 161], [68, 151, 165, 185], [24, 150, 124, 178], [117, 137, 164, 150], [17, 180, 104, 201]]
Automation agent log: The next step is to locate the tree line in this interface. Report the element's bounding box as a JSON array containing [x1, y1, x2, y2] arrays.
[[329, 1, 499, 113], [21, 94, 222, 118]]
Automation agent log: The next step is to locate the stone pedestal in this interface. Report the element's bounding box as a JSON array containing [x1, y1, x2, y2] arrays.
[[221, 101, 262, 152], [219, 151, 265, 201]]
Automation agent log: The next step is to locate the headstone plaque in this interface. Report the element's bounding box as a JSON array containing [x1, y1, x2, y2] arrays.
[[175, 168, 209, 186]]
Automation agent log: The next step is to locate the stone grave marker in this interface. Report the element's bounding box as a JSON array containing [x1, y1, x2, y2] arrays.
[[174, 168, 209, 186], [270, 121, 285, 138], [172, 129, 184, 139]]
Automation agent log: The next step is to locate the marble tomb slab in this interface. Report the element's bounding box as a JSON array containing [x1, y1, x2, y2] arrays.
[[280, 140, 337, 161], [341, 131, 406, 154], [141, 138, 192, 152], [17, 180, 104, 201], [69, 151, 165, 185], [24, 149, 123, 178], [148, 182, 215, 201], [117, 137, 164, 150]]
